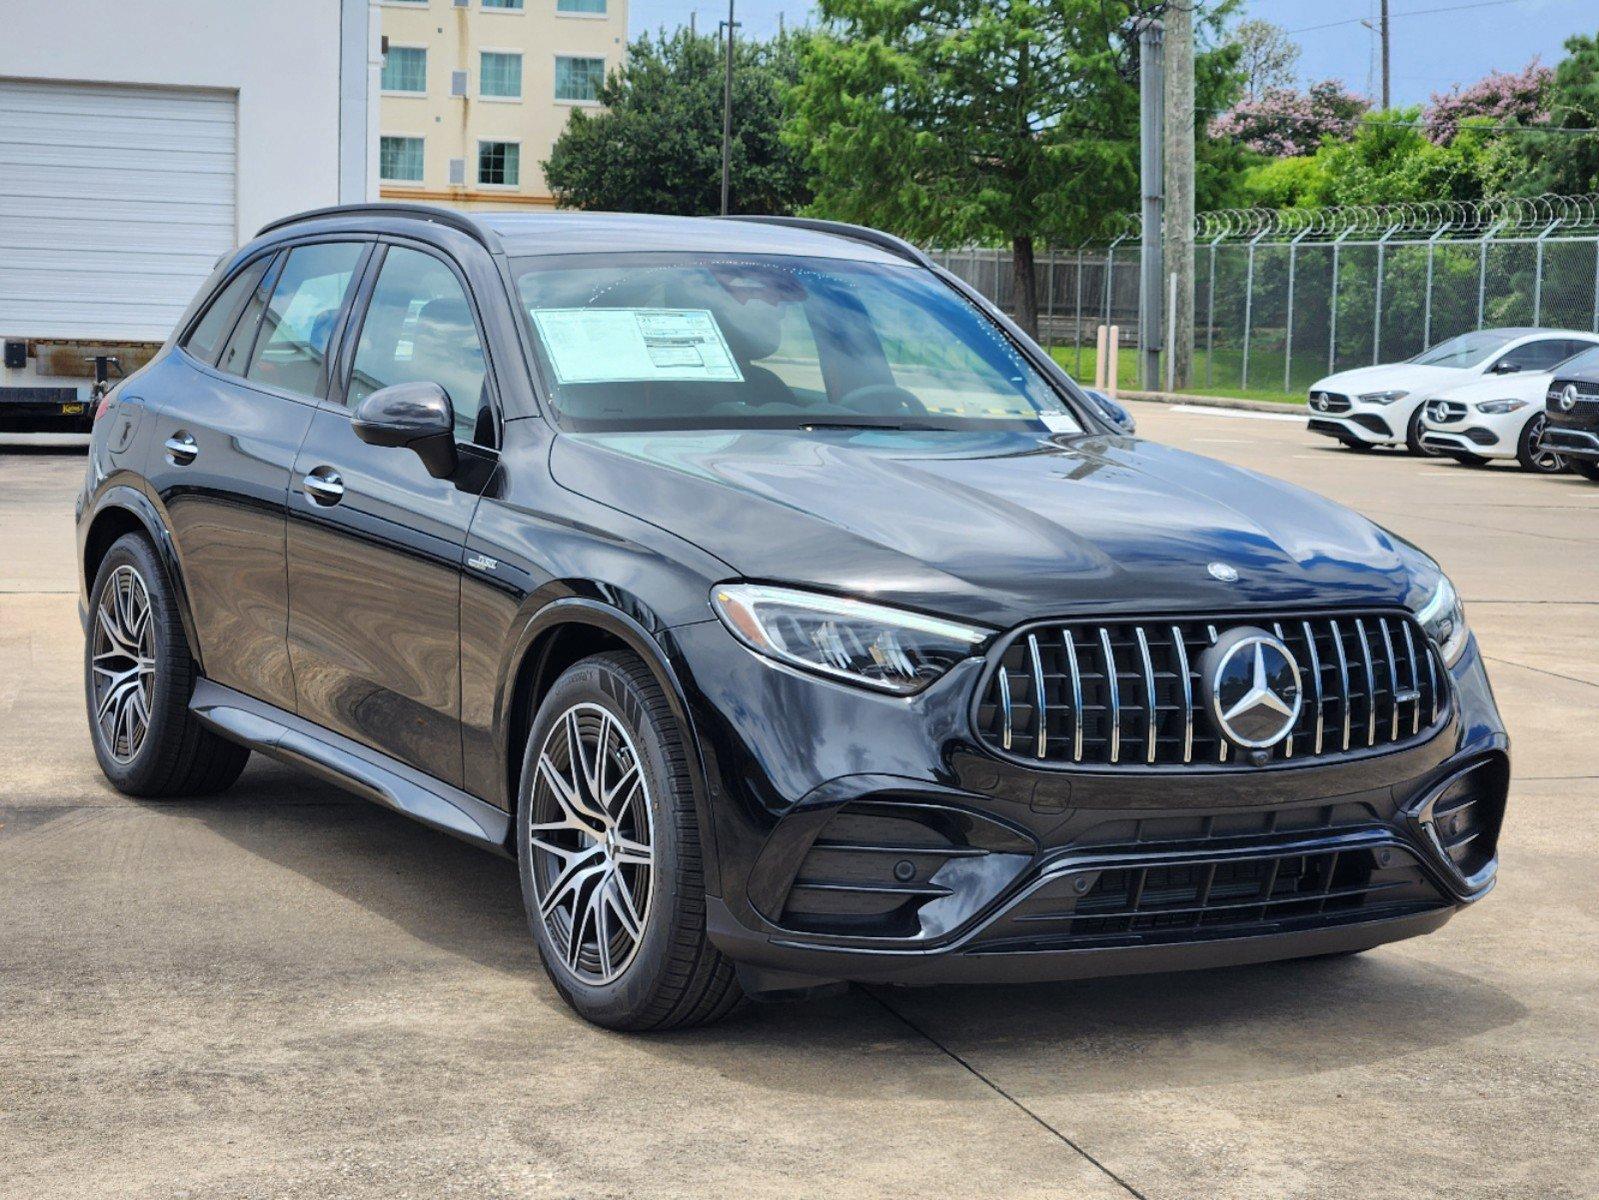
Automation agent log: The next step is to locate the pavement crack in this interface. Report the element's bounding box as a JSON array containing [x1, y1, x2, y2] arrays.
[[862, 987, 1149, 1200], [1482, 655, 1599, 692]]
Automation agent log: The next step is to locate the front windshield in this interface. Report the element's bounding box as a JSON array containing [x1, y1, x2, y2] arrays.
[[514, 253, 1082, 433], [1411, 330, 1517, 369]]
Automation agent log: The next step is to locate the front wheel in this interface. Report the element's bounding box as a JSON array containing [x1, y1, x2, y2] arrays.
[[1569, 459, 1599, 482], [517, 651, 744, 1030], [1516, 414, 1567, 474], [1406, 407, 1443, 457], [85, 533, 249, 796]]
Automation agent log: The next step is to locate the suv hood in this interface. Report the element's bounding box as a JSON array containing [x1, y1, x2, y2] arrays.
[[551, 429, 1426, 628], [1312, 363, 1475, 398]]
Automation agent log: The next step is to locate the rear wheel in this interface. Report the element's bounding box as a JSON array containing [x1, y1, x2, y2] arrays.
[[85, 533, 249, 796], [1516, 413, 1566, 474], [517, 651, 743, 1030]]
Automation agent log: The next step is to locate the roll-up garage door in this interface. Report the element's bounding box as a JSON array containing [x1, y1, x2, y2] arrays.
[[0, 78, 237, 342]]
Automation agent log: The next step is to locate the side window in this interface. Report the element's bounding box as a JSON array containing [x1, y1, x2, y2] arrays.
[[184, 258, 271, 365], [1499, 339, 1571, 373], [244, 242, 365, 398], [217, 253, 283, 379], [348, 246, 491, 445]]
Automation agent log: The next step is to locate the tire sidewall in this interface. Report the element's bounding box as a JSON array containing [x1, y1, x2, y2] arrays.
[[85, 534, 185, 791], [516, 656, 687, 1025], [1517, 413, 1565, 474], [1406, 406, 1441, 457]]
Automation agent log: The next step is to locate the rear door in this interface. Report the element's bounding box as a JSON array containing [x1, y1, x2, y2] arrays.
[[144, 239, 369, 711], [285, 240, 500, 787]]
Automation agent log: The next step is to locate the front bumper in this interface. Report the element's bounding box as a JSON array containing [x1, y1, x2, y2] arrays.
[[1544, 425, 1599, 463], [1420, 409, 1522, 459], [1307, 410, 1395, 445], [667, 618, 1509, 990]]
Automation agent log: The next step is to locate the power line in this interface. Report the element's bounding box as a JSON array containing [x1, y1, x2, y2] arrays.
[[1286, 0, 1527, 35]]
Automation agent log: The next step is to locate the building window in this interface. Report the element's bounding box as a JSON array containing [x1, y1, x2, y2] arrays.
[[557, 0, 607, 12], [554, 56, 605, 103], [379, 136, 425, 182], [477, 141, 520, 187], [482, 0, 523, 8], [479, 51, 522, 99], [382, 47, 427, 94]]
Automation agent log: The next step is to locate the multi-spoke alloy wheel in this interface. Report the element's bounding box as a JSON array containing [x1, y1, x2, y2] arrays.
[[528, 702, 655, 985], [91, 564, 156, 763], [1520, 413, 1566, 474]]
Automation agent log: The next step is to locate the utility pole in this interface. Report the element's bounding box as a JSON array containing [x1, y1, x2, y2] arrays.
[[1137, 18, 1164, 392], [719, 0, 736, 216], [1379, 0, 1391, 109], [1163, 0, 1194, 391]]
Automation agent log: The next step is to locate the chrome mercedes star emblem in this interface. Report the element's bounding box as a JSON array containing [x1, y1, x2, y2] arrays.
[[1207, 561, 1239, 583], [1198, 628, 1303, 752], [1561, 383, 1579, 412]]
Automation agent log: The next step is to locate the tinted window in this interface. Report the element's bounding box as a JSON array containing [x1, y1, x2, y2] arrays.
[[245, 242, 364, 399], [185, 258, 271, 365], [1497, 339, 1576, 373], [348, 246, 490, 444], [217, 253, 283, 379]]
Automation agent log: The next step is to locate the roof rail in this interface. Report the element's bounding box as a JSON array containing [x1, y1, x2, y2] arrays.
[[255, 203, 499, 250], [719, 215, 933, 269]]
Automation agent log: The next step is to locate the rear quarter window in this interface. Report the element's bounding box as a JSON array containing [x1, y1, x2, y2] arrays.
[[183, 258, 271, 365]]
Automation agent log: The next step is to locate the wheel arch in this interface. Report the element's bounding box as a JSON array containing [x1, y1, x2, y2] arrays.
[[81, 486, 202, 671], [497, 593, 720, 889]]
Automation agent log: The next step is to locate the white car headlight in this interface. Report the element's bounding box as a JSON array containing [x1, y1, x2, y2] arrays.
[[711, 583, 991, 694], [1357, 390, 1409, 405], [1415, 576, 1469, 667], [1475, 399, 1527, 414]]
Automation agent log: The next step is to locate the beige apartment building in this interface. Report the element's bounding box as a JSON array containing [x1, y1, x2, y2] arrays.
[[378, 0, 626, 209]]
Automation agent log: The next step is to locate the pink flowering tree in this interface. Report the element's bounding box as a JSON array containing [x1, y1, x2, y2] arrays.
[[1209, 80, 1370, 157], [1422, 61, 1552, 144]]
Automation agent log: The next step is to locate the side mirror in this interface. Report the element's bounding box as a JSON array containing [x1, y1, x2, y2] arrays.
[[1491, 359, 1521, 374], [352, 381, 458, 478], [1083, 387, 1137, 435]]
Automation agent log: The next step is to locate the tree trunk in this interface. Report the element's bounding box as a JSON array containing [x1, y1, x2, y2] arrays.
[[1012, 235, 1039, 343]]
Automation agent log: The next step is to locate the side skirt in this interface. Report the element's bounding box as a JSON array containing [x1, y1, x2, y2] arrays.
[[190, 679, 512, 857]]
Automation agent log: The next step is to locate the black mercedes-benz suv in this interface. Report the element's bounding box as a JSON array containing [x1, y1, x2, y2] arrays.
[[1543, 351, 1599, 481], [77, 206, 1508, 1029]]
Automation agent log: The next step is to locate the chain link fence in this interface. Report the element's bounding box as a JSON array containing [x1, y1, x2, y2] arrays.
[[929, 196, 1599, 399]]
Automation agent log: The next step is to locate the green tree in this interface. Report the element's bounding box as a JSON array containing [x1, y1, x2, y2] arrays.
[[544, 29, 811, 216], [788, 0, 1242, 339], [1521, 29, 1599, 194]]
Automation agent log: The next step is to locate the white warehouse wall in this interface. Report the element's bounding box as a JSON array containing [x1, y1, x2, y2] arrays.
[[0, 0, 377, 241]]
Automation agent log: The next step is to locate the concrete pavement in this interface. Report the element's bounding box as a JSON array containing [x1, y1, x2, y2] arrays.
[[2, 413, 1596, 1200]]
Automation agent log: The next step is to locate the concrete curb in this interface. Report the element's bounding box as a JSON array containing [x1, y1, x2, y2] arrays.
[[1108, 389, 1305, 415]]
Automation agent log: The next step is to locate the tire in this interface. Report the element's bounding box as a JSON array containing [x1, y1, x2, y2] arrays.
[[1340, 437, 1375, 453], [1570, 459, 1599, 482], [85, 533, 250, 797], [1447, 451, 1490, 467], [1405, 407, 1443, 457], [1516, 413, 1566, 474], [516, 651, 744, 1030]]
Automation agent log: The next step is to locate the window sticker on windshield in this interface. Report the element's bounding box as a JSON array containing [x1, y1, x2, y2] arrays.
[[531, 308, 745, 385]]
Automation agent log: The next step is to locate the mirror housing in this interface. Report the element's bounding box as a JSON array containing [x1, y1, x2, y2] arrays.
[[1082, 387, 1137, 435], [1491, 359, 1521, 374], [352, 382, 458, 478]]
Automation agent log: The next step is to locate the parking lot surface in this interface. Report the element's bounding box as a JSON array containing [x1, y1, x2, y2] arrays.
[[3, 408, 1597, 1200]]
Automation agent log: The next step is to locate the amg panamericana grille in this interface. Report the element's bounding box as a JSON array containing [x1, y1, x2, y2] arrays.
[[975, 612, 1445, 768]]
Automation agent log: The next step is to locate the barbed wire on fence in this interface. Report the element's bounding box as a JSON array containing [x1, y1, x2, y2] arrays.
[[926, 193, 1599, 397], [1096, 193, 1599, 245]]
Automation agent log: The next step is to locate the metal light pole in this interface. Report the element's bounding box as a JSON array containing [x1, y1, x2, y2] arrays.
[[719, 0, 735, 216], [1137, 18, 1164, 391]]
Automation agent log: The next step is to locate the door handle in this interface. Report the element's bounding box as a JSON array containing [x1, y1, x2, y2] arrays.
[[164, 432, 198, 465], [303, 467, 346, 506]]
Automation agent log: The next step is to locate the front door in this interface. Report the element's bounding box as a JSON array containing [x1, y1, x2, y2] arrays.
[[144, 240, 366, 712], [286, 241, 499, 787]]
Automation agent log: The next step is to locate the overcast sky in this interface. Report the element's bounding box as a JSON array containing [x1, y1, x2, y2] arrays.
[[626, 0, 1598, 108]]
